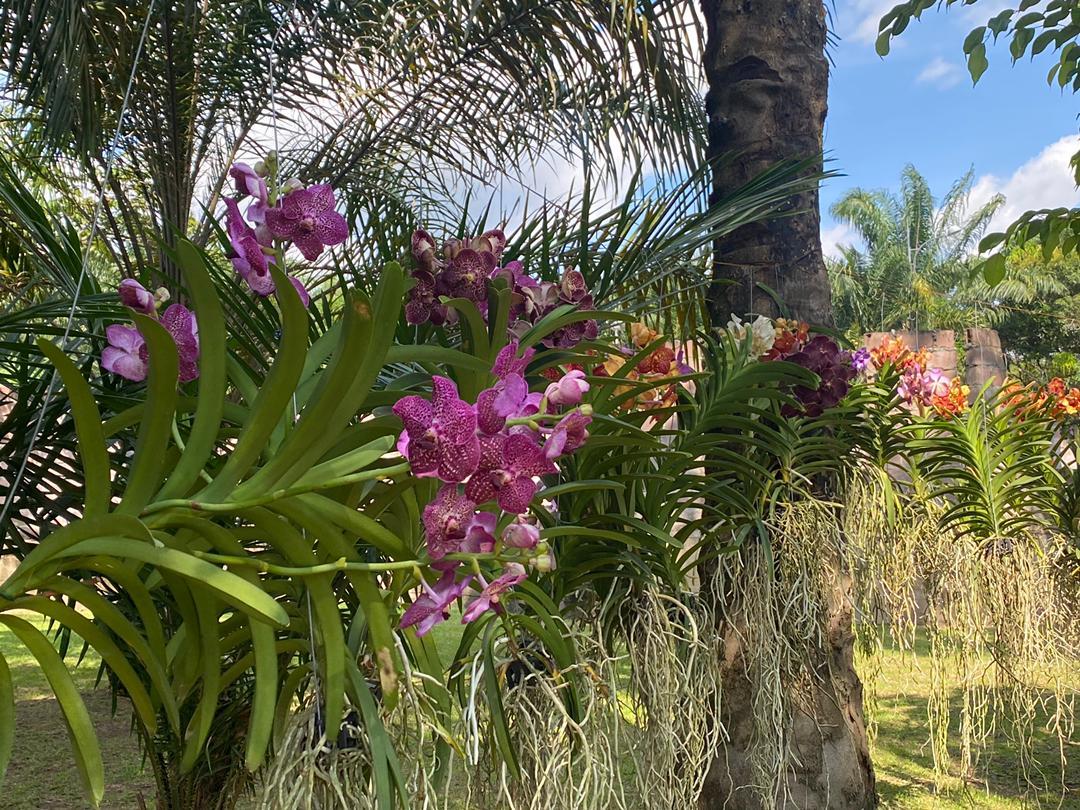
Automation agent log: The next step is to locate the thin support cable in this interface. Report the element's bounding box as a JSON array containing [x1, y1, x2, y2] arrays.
[[268, 0, 325, 732], [1, 0, 159, 536]]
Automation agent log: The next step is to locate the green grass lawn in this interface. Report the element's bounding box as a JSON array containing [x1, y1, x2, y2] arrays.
[[867, 633, 1079, 809], [0, 614, 1074, 808]]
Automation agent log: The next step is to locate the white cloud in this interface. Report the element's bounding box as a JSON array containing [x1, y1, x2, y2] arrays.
[[967, 135, 1080, 234], [917, 57, 963, 89], [821, 222, 859, 259], [842, 0, 900, 44]]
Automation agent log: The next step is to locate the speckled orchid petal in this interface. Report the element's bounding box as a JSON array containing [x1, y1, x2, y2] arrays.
[[264, 184, 348, 261], [461, 563, 527, 623], [393, 377, 480, 482], [422, 485, 477, 561], [400, 569, 473, 636]]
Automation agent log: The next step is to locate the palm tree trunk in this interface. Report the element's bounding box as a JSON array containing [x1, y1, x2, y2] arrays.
[[702, 0, 834, 326], [699, 1, 876, 807]]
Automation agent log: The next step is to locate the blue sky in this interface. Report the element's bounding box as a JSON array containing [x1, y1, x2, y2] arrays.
[[823, 0, 1079, 254]]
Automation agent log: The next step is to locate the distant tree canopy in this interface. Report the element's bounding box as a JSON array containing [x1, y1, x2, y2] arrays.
[[874, 0, 1080, 282], [997, 244, 1080, 383], [827, 166, 1068, 348]]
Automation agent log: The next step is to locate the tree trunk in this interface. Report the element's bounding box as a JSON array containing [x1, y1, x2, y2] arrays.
[[698, 569, 878, 809], [699, 1, 877, 807], [702, 0, 834, 326]]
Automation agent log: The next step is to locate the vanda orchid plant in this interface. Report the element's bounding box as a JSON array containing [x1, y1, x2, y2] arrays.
[[0, 158, 641, 809]]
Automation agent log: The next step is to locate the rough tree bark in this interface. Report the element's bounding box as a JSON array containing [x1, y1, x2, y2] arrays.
[[702, 0, 834, 327], [699, 1, 878, 807]]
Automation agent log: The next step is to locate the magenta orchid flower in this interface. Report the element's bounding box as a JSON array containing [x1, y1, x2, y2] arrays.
[[405, 269, 451, 326], [118, 279, 156, 315], [102, 303, 200, 384], [225, 198, 275, 296], [264, 184, 349, 261], [463, 512, 497, 554], [545, 369, 589, 407], [229, 162, 269, 224], [393, 376, 481, 482], [101, 325, 148, 381], [435, 248, 492, 304], [462, 563, 527, 623], [225, 195, 311, 305], [476, 373, 541, 435], [412, 229, 439, 271], [423, 486, 482, 563], [160, 303, 200, 383], [545, 411, 591, 460], [501, 520, 540, 550], [400, 569, 473, 637], [492, 341, 534, 378], [466, 432, 556, 514]]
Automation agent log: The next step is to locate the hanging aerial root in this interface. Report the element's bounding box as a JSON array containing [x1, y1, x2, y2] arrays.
[[259, 644, 451, 810], [709, 498, 845, 807], [844, 465, 1078, 799], [618, 586, 724, 810]]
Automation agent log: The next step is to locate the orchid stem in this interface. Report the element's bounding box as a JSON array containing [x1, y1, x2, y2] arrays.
[[142, 462, 410, 516], [191, 551, 420, 576]]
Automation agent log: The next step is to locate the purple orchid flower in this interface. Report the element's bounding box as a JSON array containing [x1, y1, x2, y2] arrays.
[[502, 520, 540, 550], [225, 198, 275, 296], [102, 304, 200, 384], [393, 376, 481, 482], [461, 563, 527, 623], [463, 512, 497, 554], [475, 229, 507, 260], [851, 347, 872, 374], [404, 269, 451, 326], [158, 303, 201, 383], [465, 432, 556, 514], [118, 279, 156, 315], [400, 569, 473, 637], [264, 184, 349, 261], [412, 229, 440, 272], [545, 369, 589, 407], [435, 248, 492, 304], [229, 162, 269, 224], [422, 485, 478, 562], [101, 325, 148, 381], [475, 373, 541, 435], [544, 411, 591, 460], [492, 342, 534, 379], [782, 335, 855, 417]]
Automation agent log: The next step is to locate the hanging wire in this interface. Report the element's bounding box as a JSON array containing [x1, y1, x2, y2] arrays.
[[0, 0, 159, 538], [266, 0, 327, 735]]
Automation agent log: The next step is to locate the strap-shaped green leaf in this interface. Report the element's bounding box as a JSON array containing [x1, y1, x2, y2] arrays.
[[180, 594, 221, 772], [51, 540, 289, 627], [11, 595, 158, 734], [384, 344, 492, 374], [0, 615, 104, 805], [38, 575, 179, 733], [5, 514, 152, 594], [36, 339, 110, 516], [0, 653, 13, 789], [157, 240, 227, 500], [166, 514, 279, 769], [199, 264, 309, 498], [116, 313, 179, 515], [248, 263, 406, 494], [346, 658, 410, 810], [482, 622, 519, 779], [289, 437, 394, 490]]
